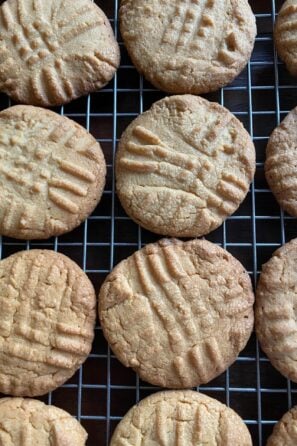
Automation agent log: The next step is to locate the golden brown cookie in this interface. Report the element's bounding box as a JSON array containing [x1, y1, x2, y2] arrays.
[[256, 238, 297, 382], [275, 0, 297, 77], [99, 238, 254, 388], [0, 249, 96, 397], [0, 105, 106, 240], [116, 95, 255, 237], [267, 406, 297, 446], [110, 390, 252, 446], [265, 107, 297, 217], [120, 0, 256, 94], [0, 0, 120, 106], [0, 397, 87, 445]]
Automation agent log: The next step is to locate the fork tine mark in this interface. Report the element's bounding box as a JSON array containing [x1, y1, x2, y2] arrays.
[[48, 189, 79, 214], [1, 1, 15, 29], [133, 125, 162, 145], [57, 159, 96, 183], [49, 178, 88, 197], [57, 3, 94, 27], [42, 66, 66, 104], [17, 0, 28, 26], [59, 20, 103, 45]]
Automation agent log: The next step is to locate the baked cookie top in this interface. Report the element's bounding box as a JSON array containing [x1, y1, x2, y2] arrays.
[[110, 390, 252, 446], [275, 0, 297, 77], [0, 397, 87, 445], [0, 0, 120, 106], [0, 105, 106, 240], [265, 107, 297, 217], [99, 238, 254, 388], [267, 406, 297, 446], [0, 249, 96, 397], [116, 95, 255, 237], [256, 238, 297, 383], [120, 0, 256, 94]]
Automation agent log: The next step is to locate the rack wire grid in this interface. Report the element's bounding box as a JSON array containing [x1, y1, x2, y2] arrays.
[[0, 0, 295, 444]]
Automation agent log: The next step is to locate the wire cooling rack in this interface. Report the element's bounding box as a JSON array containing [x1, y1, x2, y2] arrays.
[[0, 0, 295, 444]]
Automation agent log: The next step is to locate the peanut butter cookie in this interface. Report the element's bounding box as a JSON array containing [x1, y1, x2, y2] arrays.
[[110, 390, 252, 446], [120, 0, 256, 94], [275, 0, 297, 77], [265, 107, 297, 217], [116, 95, 255, 237], [256, 238, 297, 383], [0, 105, 106, 240], [0, 0, 120, 106], [99, 238, 254, 388], [0, 249, 96, 397], [267, 406, 297, 445], [0, 397, 87, 445]]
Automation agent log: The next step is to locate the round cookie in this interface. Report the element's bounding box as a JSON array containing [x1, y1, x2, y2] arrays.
[[0, 397, 87, 445], [116, 95, 255, 238], [120, 0, 256, 94], [99, 238, 254, 388], [275, 0, 297, 77], [0, 0, 120, 107], [0, 105, 106, 240], [110, 390, 252, 446], [0, 249, 96, 397], [256, 238, 297, 382], [267, 406, 297, 446], [265, 107, 297, 217]]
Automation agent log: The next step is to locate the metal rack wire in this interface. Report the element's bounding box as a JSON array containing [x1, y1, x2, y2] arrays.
[[0, 0, 295, 445]]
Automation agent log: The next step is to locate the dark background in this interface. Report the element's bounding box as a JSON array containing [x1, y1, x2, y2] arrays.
[[0, 0, 294, 445]]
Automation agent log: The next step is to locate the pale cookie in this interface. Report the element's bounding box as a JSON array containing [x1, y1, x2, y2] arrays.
[[99, 238, 254, 388], [116, 95, 255, 237], [267, 406, 297, 446], [110, 390, 252, 446], [0, 397, 87, 445], [0, 105, 106, 240], [265, 107, 297, 217], [0, 0, 120, 106], [0, 249, 96, 397], [120, 0, 256, 94], [275, 0, 297, 77], [256, 238, 297, 383]]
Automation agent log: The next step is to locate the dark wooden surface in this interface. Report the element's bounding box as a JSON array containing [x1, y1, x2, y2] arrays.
[[0, 0, 294, 445]]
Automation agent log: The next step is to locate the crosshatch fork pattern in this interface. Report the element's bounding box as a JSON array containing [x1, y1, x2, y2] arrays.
[[0, 0, 294, 445]]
